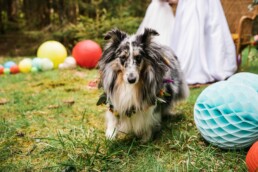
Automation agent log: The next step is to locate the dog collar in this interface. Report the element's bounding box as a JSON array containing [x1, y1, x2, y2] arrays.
[[157, 79, 173, 103], [96, 93, 136, 117], [109, 105, 136, 117], [163, 79, 174, 83]]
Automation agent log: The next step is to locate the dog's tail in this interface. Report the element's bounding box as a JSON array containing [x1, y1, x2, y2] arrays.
[[178, 74, 190, 101], [162, 46, 190, 102]]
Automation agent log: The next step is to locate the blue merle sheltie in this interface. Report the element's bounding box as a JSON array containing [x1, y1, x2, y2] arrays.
[[97, 28, 189, 142]]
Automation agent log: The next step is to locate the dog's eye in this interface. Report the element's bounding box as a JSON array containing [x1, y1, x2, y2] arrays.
[[134, 55, 142, 64], [120, 57, 126, 65]]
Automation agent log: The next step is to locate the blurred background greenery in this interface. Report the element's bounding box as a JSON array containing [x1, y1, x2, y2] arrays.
[[0, 0, 151, 56]]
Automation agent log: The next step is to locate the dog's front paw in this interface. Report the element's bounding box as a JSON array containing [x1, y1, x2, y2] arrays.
[[105, 128, 117, 140], [140, 131, 152, 143], [105, 110, 118, 140]]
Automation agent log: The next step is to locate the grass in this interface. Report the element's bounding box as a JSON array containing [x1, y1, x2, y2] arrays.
[[0, 47, 257, 171]]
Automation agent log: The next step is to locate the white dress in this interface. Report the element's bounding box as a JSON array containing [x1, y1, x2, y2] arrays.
[[171, 0, 237, 84], [137, 0, 175, 47]]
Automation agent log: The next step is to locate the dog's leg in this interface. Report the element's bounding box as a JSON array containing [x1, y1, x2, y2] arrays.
[[161, 104, 175, 116], [178, 79, 190, 100], [105, 110, 118, 140], [136, 108, 162, 143], [141, 129, 152, 143]]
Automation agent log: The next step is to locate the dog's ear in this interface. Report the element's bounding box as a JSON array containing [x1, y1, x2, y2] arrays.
[[99, 29, 127, 66], [137, 28, 159, 45], [104, 29, 127, 44]]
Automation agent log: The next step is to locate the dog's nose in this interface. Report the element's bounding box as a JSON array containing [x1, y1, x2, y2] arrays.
[[128, 77, 136, 84], [128, 74, 136, 84]]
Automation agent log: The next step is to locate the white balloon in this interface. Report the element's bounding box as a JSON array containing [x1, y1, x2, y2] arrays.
[[32, 57, 43, 70], [65, 56, 76, 65], [40, 58, 54, 71], [58, 56, 77, 70], [59, 63, 67, 69]]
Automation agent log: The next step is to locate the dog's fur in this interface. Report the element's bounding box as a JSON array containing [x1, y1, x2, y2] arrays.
[[98, 28, 189, 142]]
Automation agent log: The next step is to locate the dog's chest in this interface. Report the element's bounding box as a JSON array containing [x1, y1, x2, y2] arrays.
[[111, 83, 141, 115]]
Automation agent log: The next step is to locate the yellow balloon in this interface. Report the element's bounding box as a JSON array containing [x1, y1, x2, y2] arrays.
[[19, 58, 32, 73], [37, 41, 67, 68]]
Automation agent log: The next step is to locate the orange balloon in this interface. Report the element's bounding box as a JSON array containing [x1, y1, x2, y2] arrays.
[[246, 141, 258, 172]]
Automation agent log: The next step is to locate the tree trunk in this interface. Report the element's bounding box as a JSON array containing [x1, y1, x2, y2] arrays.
[[0, 0, 4, 34], [40, 0, 51, 27], [6, 0, 18, 22], [66, 0, 79, 23], [23, 0, 51, 28], [55, 0, 78, 25], [57, 0, 65, 24]]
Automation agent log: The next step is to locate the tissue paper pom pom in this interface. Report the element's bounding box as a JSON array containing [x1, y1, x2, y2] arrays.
[[194, 82, 258, 149], [4, 61, 16, 69], [31, 67, 39, 73], [246, 141, 258, 172], [19, 58, 32, 73], [58, 63, 66, 69], [10, 65, 20, 74], [39, 58, 54, 71], [4, 68, 10, 74], [228, 72, 258, 92], [65, 56, 76, 65], [32, 58, 43, 70], [58, 56, 77, 70]]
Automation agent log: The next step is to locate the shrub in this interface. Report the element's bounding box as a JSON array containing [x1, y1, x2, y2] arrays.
[[52, 14, 142, 51]]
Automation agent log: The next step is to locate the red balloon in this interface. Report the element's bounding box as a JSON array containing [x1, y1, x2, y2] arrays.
[[72, 40, 102, 69], [0, 66, 4, 74], [246, 141, 258, 172], [10, 65, 20, 74]]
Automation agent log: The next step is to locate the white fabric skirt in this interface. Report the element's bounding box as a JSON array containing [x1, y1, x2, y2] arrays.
[[171, 0, 237, 84], [137, 0, 175, 47]]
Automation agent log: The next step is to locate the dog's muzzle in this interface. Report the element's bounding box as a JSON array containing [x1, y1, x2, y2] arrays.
[[127, 73, 137, 84]]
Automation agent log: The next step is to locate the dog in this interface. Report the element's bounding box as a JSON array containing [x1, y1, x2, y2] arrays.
[[97, 28, 189, 142]]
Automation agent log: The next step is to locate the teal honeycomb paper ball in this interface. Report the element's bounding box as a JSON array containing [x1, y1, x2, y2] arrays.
[[194, 81, 258, 149], [228, 72, 258, 92]]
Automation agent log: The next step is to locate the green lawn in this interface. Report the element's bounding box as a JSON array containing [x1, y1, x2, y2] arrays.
[[0, 48, 257, 171]]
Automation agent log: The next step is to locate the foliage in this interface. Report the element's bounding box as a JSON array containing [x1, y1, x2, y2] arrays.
[[0, 0, 149, 33], [52, 15, 142, 52], [0, 0, 149, 56]]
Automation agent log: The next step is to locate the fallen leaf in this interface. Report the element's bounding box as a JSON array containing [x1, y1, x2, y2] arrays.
[[87, 79, 99, 89], [0, 98, 9, 105], [48, 105, 60, 109], [63, 99, 75, 106], [16, 132, 25, 137]]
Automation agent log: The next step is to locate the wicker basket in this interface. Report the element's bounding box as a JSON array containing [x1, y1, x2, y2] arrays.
[[221, 0, 257, 33]]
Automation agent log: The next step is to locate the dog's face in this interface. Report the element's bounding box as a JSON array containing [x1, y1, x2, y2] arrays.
[[100, 28, 168, 85], [99, 28, 172, 101], [115, 36, 144, 84]]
